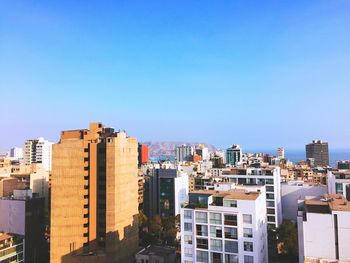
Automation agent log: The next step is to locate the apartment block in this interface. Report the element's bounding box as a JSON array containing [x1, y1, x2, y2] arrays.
[[305, 140, 329, 167], [175, 145, 194, 162], [226, 145, 242, 166], [297, 194, 350, 263], [24, 137, 53, 171], [0, 233, 24, 262], [50, 122, 139, 263], [143, 168, 189, 218], [221, 167, 282, 228], [328, 170, 350, 201], [181, 185, 268, 263]]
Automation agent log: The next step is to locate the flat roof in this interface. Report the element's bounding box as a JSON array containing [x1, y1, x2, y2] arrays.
[[190, 188, 260, 201], [137, 245, 175, 257], [305, 194, 350, 213]]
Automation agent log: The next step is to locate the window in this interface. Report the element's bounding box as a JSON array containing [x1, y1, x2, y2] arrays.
[[196, 238, 209, 250], [224, 214, 237, 226], [210, 226, 222, 238], [266, 185, 274, 192], [224, 227, 237, 239], [211, 252, 222, 263], [267, 208, 275, 215], [196, 212, 208, 223], [196, 225, 208, 236], [265, 179, 274, 184], [244, 255, 254, 263], [184, 247, 192, 257], [224, 199, 237, 207], [243, 214, 252, 224], [210, 213, 221, 224], [184, 223, 192, 231], [184, 235, 192, 244], [225, 254, 239, 263], [225, 240, 238, 253], [210, 239, 222, 251], [336, 183, 344, 194], [266, 193, 275, 200], [267, 201, 275, 207], [244, 242, 254, 252], [196, 250, 208, 262], [184, 210, 192, 219], [267, 216, 276, 222], [243, 228, 253, 238]]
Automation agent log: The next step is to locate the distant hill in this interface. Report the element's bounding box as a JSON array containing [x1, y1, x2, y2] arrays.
[[143, 141, 217, 158]]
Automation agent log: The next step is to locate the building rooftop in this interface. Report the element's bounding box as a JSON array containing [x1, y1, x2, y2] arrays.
[[0, 233, 13, 243], [305, 194, 350, 213], [137, 245, 175, 257], [191, 188, 261, 201]]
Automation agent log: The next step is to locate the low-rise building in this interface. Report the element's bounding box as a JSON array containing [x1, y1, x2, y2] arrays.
[[135, 245, 176, 263], [328, 170, 350, 200]]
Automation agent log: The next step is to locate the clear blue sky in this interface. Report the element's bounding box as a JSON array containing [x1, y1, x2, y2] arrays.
[[1, 0, 350, 151]]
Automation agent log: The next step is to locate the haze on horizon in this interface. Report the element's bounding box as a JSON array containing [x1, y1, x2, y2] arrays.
[[1, 0, 350, 151]]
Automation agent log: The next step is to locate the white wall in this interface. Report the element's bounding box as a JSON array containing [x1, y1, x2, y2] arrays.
[[0, 199, 26, 235]]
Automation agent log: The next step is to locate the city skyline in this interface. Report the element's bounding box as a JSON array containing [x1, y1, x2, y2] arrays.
[[1, 0, 350, 150]]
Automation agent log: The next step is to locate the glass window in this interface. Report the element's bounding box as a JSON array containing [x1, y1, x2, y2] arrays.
[[184, 247, 193, 257], [184, 210, 192, 219], [266, 193, 275, 200], [184, 223, 192, 231], [243, 214, 252, 224], [266, 185, 274, 192], [210, 226, 222, 238], [225, 240, 238, 253], [225, 254, 239, 263], [211, 252, 223, 263], [223, 199, 237, 207], [244, 255, 254, 263], [196, 239, 209, 250], [267, 201, 275, 208], [196, 212, 208, 223], [244, 241, 254, 252], [196, 250, 208, 263], [184, 235, 192, 244], [224, 214, 237, 226], [210, 239, 223, 252], [267, 216, 276, 222], [336, 183, 344, 194], [243, 228, 253, 238], [196, 224, 208, 236], [210, 213, 222, 224], [224, 227, 237, 239]]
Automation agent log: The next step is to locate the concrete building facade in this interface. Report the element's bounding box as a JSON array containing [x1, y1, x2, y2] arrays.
[[306, 140, 329, 167], [50, 122, 139, 263]]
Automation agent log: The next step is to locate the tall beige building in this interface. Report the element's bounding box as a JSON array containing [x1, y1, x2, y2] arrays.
[[50, 123, 139, 263]]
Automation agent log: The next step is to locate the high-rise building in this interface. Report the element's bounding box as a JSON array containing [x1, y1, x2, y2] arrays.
[[175, 145, 194, 162], [297, 194, 350, 263], [138, 143, 149, 166], [226, 145, 242, 166], [305, 140, 329, 167], [181, 185, 268, 263], [277, 147, 285, 159], [50, 123, 139, 263], [24, 137, 53, 171], [143, 168, 189, 218]]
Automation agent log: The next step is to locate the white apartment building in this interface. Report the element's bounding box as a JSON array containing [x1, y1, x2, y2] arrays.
[[24, 137, 53, 171], [297, 194, 350, 263], [9, 147, 23, 160], [327, 170, 350, 201], [220, 167, 282, 228], [176, 145, 194, 162], [181, 185, 268, 263]]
